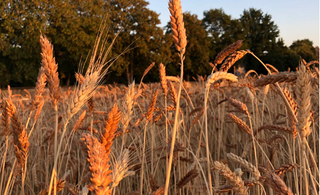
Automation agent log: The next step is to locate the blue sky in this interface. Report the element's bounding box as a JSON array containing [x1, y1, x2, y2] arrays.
[[147, 0, 319, 47]]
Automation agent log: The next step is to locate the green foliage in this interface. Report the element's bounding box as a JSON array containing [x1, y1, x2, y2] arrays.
[[262, 38, 301, 71], [0, 0, 47, 86], [240, 8, 280, 72], [106, 0, 171, 84], [0, 2, 317, 87], [290, 39, 317, 62], [202, 9, 246, 62]]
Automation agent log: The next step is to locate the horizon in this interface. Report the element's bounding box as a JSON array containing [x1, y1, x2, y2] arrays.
[[147, 0, 319, 47]]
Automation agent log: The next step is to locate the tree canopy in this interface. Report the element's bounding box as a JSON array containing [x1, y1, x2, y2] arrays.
[[0, 2, 317, 87]]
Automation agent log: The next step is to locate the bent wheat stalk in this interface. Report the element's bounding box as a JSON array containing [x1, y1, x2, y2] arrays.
[[204, 72, 238, 194]]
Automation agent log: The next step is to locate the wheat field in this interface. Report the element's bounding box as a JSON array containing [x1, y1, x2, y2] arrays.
[[0, 0, 319, 195]]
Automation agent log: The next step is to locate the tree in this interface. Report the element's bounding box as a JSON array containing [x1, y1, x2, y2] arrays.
[[0, 0, 111, 87], [240, 8, 280, 72], [106, 0, 171, 84], [0, 0, 48, 86], [264, 38, 300, 71], [202, 9, 246, 63], [290, 39, 317, 62], [240, 8, 279, 54], [202, 9, 231, 44], [46, 0, 111, 85], [166, 12, 210, 80], [0, 0, 169, 86]]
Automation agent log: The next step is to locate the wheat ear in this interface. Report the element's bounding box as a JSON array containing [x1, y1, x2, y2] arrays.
[[112, 149, 133, 188], [40, 35, 60, 107], [262, 173, 293, 195], [213, 161, 248, 195], [31, 67, 47, 111], [168, 0, 187, 55], [254, 72, 297, 87], [150, 186, 165, 195], [6, 98, 29, 168], [227, 153, 260, 180], [38, 178, 66, 195], [296, 64, 312, 138], [6, 98, 29, 194], [228, 98, 250, 117], [1, 99, 11, 136], [122, 81, 135, 134], [274, 164, 297, 176], [206, 72, 238, 89], [82, 134, 112, 195], [168, 81, 177, 105], [101, 104, 121, 154], [177, 168, 199, 189], [281, 88, 298, 137], [159, 63, 168, 96], [219, 50, 249, 72], [228, 113, 252, 135], [72, 110, 87, 132], [146, 90, 159, 122], [149, 174, 159, 191], [296, 62, 313, 194], [214, 40, 243, 65]]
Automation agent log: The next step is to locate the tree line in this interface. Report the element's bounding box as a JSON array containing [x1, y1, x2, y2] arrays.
[[0, 0, 317, 87]]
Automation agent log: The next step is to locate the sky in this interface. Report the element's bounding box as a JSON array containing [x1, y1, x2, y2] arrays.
[[147, 0, 319, 47]]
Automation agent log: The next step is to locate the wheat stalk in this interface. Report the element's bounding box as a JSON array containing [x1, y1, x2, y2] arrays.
[[204, 71, 238, 194], [265, 63, 279, 73]]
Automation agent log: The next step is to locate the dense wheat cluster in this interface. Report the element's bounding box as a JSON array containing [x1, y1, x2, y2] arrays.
[[0, 1, 319, 195]]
